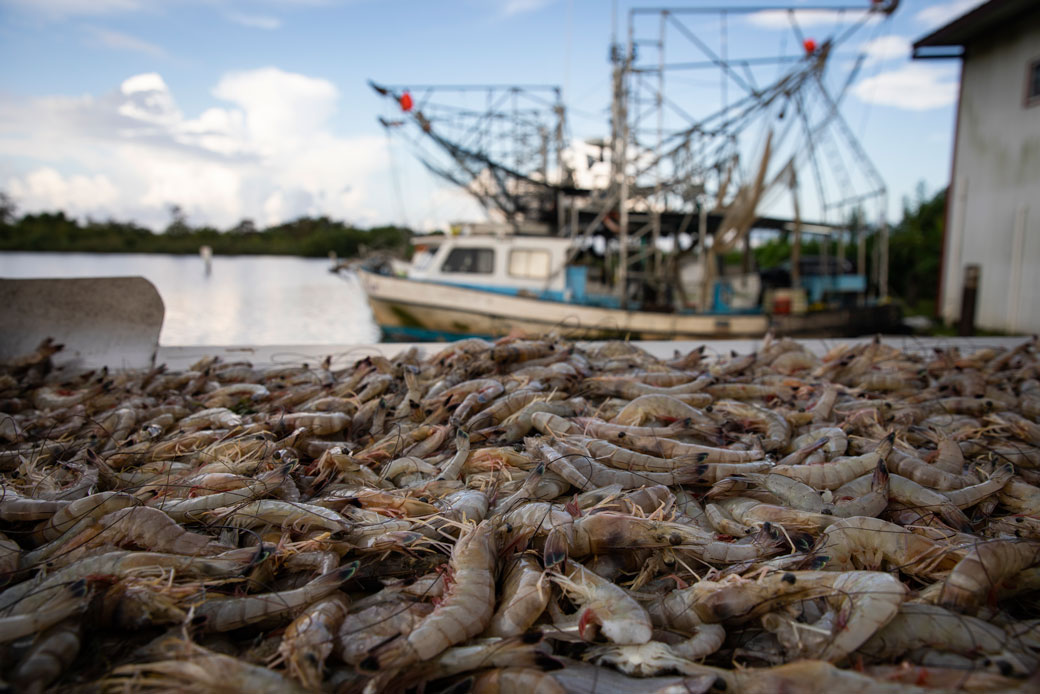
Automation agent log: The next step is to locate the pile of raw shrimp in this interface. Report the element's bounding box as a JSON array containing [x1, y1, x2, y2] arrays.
[[0, 335, 1038, 694]]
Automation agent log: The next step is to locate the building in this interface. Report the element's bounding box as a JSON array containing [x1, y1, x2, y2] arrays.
[[913, 0, 1040, 334]]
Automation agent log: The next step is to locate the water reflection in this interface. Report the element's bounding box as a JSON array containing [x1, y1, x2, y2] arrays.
[[0, 252, 381, 345]]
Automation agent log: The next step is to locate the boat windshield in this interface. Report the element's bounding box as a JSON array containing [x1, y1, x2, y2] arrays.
[[411, 248, 436, 271]]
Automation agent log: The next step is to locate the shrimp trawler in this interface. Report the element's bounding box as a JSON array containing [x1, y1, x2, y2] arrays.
[[345, 1, 903, 342]]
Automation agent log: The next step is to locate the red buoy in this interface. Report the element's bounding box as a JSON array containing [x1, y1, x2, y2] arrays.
[[399, 91, 413, 112], [803, 38, 817, 55]]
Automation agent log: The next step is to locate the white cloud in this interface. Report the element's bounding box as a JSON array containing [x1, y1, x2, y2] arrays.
[[226, 11, 282, 30], [85, 26, 166, 57], [858, 35, 910, 65], [746, 9, 877, 30], [0, 67, 391, 229], [852, 63, 958, 110], [212, 68, 338, 146], [916, 0, 986, 29], [118, 73, 181, 127], [6, 168, 120, 218]]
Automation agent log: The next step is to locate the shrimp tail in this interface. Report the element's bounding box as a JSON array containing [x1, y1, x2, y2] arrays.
[[543, 528, 569, 569], [871, 460, 889, 493]]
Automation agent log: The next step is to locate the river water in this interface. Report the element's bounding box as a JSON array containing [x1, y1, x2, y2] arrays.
[[0, 252, 381, 345]]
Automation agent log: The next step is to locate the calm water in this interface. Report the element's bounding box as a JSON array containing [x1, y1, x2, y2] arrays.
[[0, 252, 381, 345]]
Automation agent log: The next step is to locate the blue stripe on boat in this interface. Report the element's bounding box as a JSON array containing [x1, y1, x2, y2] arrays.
[[379, 325, 494, 342]]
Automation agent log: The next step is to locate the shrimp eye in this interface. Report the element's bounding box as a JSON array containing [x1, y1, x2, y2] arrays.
[[617, 432, 625, 439], [821, 508, 833, 515], [668, 532, 683, 546], [713, 677, 728, 691], [997, 661, 1014, 676], [782, 573, 796, 584]]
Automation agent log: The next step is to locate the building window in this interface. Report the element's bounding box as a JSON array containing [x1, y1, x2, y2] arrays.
[[508, 249, 551, 279], [1028, 59, 1040, 107], [441, 247, 494, 274]]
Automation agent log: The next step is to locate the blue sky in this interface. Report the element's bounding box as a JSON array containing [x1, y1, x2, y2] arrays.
[[0, 0, 982, 231]]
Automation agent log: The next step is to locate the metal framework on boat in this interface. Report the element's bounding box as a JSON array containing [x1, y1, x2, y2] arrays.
[[370, 1, 899, 312], [604, 1, 898, 308], [369, 82, 574, 228]]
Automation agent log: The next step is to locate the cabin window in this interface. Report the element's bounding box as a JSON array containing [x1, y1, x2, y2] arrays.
[[1028, 59, 1040, 107], [441, 247, 495, 274], [508, 249, 551, 279]]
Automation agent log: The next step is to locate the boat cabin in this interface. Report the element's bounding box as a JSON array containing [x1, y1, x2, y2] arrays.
[[407, 227, 606, 305]]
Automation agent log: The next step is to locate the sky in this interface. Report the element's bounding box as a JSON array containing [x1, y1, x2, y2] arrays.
[[0, 0, 985, 232]]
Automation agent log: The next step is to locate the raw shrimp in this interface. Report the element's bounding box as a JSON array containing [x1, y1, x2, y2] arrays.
[[537, 439, 708, 489], [339, 599, 435, 666], [939, 539, 1040, 614], [859, 603, 1020, 663], [195, 561, 357, 632], [709, 400, 791, 452], [486, 555, 551, 637], [469, 390, 563, 428], [439, 428, 472, 480], [150, 465, 288, 522], [814, 516, 953, 576], [833, 469, 968, 530], [943, 463, 1014, 509], [605, 431, 766, 464], [27, 505, 227, 567], [587, 374, 713, 400], [491, 340, 558, 365], [611, 394, 717, 432], [761, 570, 905, 662], [365, 521, 497, 670], [33, 490, 140, 543], [103, 638, 311, 694], [0, 580, 88, 644], [551, 560, 652, 644], [271, 411, 350, 436], [466, 667, 567, 694], [772, 435, 892, 490], [9, 619, 81, 694], [0, 550, 246, 615], [719, 497, 836, 533]]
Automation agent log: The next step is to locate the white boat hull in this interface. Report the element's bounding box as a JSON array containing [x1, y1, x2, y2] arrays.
[[357, 269, 770, 340]]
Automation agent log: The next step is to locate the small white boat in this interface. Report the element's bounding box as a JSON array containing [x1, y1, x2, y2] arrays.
[[352, 224, 769, 341], [346, 223, 901, 342]]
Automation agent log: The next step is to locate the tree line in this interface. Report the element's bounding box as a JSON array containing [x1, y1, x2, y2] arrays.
[[0, 196, 412, 259]]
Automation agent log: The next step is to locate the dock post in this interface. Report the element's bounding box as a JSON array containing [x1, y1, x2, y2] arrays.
[[199, 245, 212, 276], [958, 264, 980, 336]]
